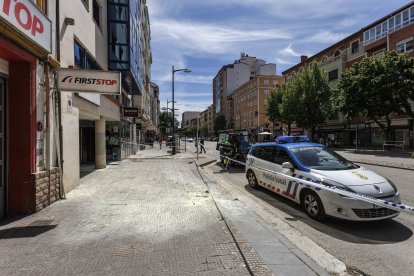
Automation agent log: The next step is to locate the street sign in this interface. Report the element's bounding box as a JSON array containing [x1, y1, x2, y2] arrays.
[[123, 107, 140, 117], [57, 68, 121, 94]]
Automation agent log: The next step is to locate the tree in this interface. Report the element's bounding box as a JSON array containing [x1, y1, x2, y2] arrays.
[[280, 81, 300, 135], [335, 51, 414, 140], [214, 115, 226, 134], [200, 123, 208, 137], [158, 111, 178, 136], [293, 62, 333, 140], [266, 87, 283, 131]]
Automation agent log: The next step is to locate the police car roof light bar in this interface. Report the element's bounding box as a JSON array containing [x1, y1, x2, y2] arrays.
[[275, 136, 310, 143]]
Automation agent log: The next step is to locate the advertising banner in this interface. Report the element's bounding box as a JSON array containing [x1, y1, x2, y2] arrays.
[[57, 68, 121, 94]]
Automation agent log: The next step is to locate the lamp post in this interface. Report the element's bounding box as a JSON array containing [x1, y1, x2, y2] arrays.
[[172, 66, 191, 155]]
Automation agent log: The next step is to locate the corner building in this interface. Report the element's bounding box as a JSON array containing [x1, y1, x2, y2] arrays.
[[283, 1, 414, 148], [0, 1, 62, 218]]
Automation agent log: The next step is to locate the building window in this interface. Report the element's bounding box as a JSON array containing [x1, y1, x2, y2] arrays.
[[328, 69, 338, 81], [93, 0, 100, 27], [264, 80, 269, 86], [81, 0, 89, 10], [351, 41, 359, 54], [396, 37, 413, 54], [334, 50, 340, 57], [74, 40, 100, 70], [403, 9, 409, 26], [395, 13, 402, 30], [411, 7, 414, 23], [272, 80, 278, 87]]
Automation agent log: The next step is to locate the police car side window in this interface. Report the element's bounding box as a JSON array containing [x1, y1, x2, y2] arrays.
[[252, 147, 260, 157], [274, 149, 293, 165]]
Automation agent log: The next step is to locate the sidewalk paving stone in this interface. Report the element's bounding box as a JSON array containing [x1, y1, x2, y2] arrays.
[[0, 146, 251, 275]]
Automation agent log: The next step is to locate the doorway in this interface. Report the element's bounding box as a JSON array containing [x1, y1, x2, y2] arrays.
[[0, 77, 6, 219]]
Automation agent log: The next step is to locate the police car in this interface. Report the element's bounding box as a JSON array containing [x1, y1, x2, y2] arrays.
[[245, 136, 401, 221]]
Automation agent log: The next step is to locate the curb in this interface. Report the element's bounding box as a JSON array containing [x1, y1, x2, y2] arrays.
[[195, 158, 218, 167]]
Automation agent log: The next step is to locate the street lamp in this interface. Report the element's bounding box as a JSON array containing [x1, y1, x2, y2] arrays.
[[172, 66, 191, 155]]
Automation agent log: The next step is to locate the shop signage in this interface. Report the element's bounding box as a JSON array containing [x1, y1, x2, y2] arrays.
[[123, 107, 140, 117], [57, 68, 121, 94], [0, 0, 52, 53]]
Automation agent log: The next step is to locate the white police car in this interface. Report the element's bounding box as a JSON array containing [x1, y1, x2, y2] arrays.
[[245, 136, 401, 221]]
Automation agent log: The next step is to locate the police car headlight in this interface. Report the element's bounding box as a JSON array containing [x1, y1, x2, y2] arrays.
[[321, 179, 355, 193], [386, 178, 398, 193]]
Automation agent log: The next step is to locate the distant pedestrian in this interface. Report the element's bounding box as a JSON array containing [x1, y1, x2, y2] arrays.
[[199, 137, 206, 153], [158, 137, 163, 149]]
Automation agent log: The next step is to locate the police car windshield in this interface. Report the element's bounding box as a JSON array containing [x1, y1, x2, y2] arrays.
[[291, 146, 357, 170]]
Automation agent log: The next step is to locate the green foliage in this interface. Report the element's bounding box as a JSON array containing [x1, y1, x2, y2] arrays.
[[214, 115, 226, 134], [267, 62, 333, 138], [335, 51, 414, 138], [158, 111, 178, 136], [411, 151, 414, 159], [266, 87, 283, 124], [293, 62, 333, 139], [200, 123, 208, 136]]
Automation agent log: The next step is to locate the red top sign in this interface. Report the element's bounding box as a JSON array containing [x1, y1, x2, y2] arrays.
[[0, 0, 52, 53]]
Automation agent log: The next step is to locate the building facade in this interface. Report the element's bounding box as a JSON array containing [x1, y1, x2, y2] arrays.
[[0, 0, 61, 218], [282, 1, 414, 148], [181, 111, 200, 129], [233, 76, 284, 134], [213, 53, 276, 129], [1, 0, 152, 220]]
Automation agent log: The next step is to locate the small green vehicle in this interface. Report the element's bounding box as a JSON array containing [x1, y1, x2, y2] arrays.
[[216, 130, 253, 165]]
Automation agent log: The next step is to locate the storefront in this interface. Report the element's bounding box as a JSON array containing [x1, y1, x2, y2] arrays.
[[0, 0, 54, 217]]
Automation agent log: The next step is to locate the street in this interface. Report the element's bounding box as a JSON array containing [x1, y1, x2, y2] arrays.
[[201, 141, 414, 276]]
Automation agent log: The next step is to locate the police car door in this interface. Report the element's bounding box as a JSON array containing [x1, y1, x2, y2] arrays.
[[272, 148, 300, 201], [254, 146, 274, 186]]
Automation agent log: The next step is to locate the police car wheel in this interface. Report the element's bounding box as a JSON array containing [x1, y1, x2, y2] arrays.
[[302, 190, 325, 220], [247, 170, 258, 189]]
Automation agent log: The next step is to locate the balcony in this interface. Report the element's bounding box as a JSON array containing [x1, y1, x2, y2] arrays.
[[346, 42, 365, 61]]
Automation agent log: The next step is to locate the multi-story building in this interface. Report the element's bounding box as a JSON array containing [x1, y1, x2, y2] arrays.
[[182, 111, 200, 129], [282, 1, 414, 148], [200, 109, 208, 136], [108, 0, 151, 157], [0, 0, 60, 217], [213, 53, 276, 129], [0, 0, 152, 219], [59, 0, 122, 193], [207, 105, 214, 136], [234, 76, 284, 133]]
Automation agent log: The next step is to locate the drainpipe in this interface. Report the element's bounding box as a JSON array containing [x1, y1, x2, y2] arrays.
[[56, 0, 65, 198]]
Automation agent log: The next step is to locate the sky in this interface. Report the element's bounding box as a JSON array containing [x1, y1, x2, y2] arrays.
[[147, 0, 412, 123]]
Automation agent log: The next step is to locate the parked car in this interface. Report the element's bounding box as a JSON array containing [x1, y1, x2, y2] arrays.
[[245, 136, 400, 221], [187, 138, 194, 142]]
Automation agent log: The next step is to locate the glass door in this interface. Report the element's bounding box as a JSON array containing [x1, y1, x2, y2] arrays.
[[0, 77, 5, 219]]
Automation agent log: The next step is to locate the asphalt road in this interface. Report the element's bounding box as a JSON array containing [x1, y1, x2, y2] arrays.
[[201, 141, 414, 276]]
